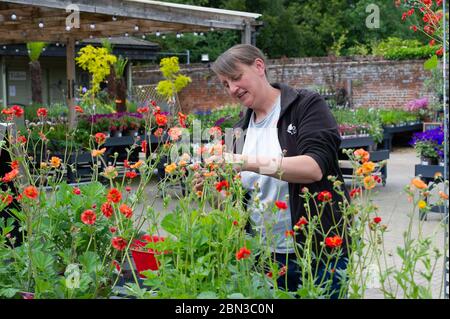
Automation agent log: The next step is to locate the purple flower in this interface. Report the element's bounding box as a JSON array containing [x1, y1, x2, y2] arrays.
[[82, 87, 88, 94], [410, 126, 444, 146]]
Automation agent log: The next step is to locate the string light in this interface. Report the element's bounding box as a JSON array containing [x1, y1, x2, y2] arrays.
[[56, 42, 60, 47], [134, 25, 139, 31], [90, 23, 96, 29], [38, 21, 44, 28], [125, 32, 129, 37], [142, 35, 146, 39], [193, 32, 198, 36], [155, 31, 161, 37], [112, 15, 117, 21], [162, 35, 166, 39], [2, 46, 6, 50], [89, 35, 94, 39], [11, 13, 17, 20], [176, 33, 181, 38], [15, 49, 19, 53], [66, 26, 71, 31]]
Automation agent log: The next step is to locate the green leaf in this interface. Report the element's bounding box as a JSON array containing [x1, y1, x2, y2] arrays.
[[79, 251, 100, 274], [161, 213, 180, 235], [0, 288, 20, 298], [424, 55, 438, 70], [227, 292, 247, 299], [32, 251, 54, 272]]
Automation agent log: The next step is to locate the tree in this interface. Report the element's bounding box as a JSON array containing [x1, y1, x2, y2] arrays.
[[26, 42, 47, 105]]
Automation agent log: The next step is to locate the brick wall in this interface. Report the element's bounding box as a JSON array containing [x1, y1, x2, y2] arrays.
[[132, 56, 433, 113]]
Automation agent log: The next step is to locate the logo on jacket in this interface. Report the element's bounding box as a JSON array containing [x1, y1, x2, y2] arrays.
[[287, 124, 297, 135]]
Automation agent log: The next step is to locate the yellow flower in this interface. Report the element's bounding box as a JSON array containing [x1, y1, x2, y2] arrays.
[[196, 191, 203, 197], [92, 148, 106, 157], [164, 163, 177, 174], [411, 178, 427, 190], [363, 175, 376, 190], [50, 156, 61, 168], [418, 200, 427, 209], [40, 162, 48, 169]]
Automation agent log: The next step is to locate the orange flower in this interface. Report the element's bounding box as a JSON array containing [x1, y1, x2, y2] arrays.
[[50, 156, 61, 168], [353, 149, 370, 163], [361, 161, 375, 174], [23, 185, 39, 200], [92, 148, 106, 157], [95, 132, 107, 145], [438, 191, 449, 200], [165, 163, 177, 174], [107, 188, 122, 203], [236, 247, 251, 260], [101, 202, 114, 218], [153, 128, 163, 138], [130, 160, 143, 169], [10, 160, 20, 170], [2, 194, 13, 206], [81, 209, 96, 225], [363, 175, 376, 190], [74, 105, 84, 113], [411, 178, 427, 190]]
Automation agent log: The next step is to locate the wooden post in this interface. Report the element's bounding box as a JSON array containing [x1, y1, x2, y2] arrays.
[[66, 37, 76, 129], [1, 56, 7, 107], [241, 21, 251, 44]]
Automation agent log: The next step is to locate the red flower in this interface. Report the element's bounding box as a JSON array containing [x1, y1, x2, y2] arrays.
[[112, 237, 128, 251], [23, 185, 39, 200], [119, 204, 133, 218], [350, 188, 361, 198], [215, 180, 229, 192], [109, 226, 117, 233], [285, 230, 295, 237], [123, 160, 130, 169], [373, 175, 382, 183], [141, 140, 148, 153], [232, 220, 239, 226], [373, 216, 382, 224], [81, 209, 96, 225], [10, 161, 19, 170], [125, 171, 138, 179], [72, 187, 81, 195], [178, 112, 187, 128], [293, 216, 308, 231], [2, 169, 19, 183], [36, 107, 48, 117], [325, 235, 343, 248], [16, 135, 27, 144], [95, 132, 107, 145], [236, 247, 251, 260], [74, 105, 84, 113], [101, 202, 114, 218], [2, 194, 13, 206], [275, 200, 288, 210], [436, 47, 444, 56], [11, 105, 24, 117], [137, 106, 150, 114], [126, 186, 132, 192], [151, 100, 157, 107], [155, 114, 168, 126], [107, 188, 122, 203], [112, 260, 121, 272], [317, 191, 332, 202]]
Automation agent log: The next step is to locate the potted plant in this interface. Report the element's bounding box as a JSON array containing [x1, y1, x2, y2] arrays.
[[410, 126, 443, 165]]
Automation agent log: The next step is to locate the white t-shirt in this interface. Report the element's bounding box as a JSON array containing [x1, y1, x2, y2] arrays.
[[241, 95, 294, 253]]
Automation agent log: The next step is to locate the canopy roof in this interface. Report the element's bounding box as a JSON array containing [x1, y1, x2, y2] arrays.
[[0, 0, 261, 44]]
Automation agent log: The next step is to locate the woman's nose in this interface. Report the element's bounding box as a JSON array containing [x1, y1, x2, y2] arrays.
[[229, 82, 239, 95]]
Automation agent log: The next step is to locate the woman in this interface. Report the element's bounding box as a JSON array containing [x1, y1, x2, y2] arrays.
[[197, 44, 350, 297]]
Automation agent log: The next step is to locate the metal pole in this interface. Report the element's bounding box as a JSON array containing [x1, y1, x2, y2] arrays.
[[186, 50, 190, 65], [442, 0, 449, 300], [1, 56, 7, 107]]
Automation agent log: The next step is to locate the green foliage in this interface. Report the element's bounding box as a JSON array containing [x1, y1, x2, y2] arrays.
[[26, 42, 47, 62], [75, 45, 117, 96], [372, 37, 437, 60], [156, 57, 192, 101]]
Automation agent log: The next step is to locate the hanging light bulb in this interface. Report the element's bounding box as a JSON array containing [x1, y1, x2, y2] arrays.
[[134, 25, 139, 31], [210, 27, 215, 31], [11, 13, 17, 20], [155, 31, 161, 37], [43, 47, 46, 51], [90, 23, 96, 29], [124, 32, 129, 37], [89, 35, 94, 39], [65, 26, 71, 31], [162, 35, 166, 39], [176, 33, 181, 39], [38, 21, 44, 28], [200, 32, 204, 36], [76, 41, 80, 45], [15, 49, 19, 53], [142, 35, 146, 39], [2, 46, 6, 50], [193, 32, 198, 36], [56, 42, 60, 47], [112, 15, 117, 21]]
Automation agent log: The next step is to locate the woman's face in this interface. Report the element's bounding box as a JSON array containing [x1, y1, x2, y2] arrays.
[[218, 59, 266, 108]]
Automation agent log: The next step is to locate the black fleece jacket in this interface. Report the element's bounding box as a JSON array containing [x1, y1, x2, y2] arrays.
[[233, 83, 351, 257]]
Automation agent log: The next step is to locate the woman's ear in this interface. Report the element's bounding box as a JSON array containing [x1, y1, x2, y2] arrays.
[[253, 58, 266, 76]]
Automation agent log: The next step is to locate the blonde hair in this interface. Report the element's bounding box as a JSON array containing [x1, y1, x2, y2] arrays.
[[211, 44, 267, 78]]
